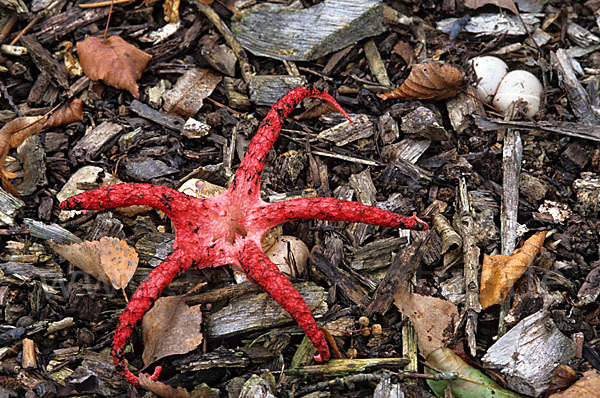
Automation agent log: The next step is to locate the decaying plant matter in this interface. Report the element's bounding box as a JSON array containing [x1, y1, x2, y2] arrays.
[[60, 87, 429, 386]]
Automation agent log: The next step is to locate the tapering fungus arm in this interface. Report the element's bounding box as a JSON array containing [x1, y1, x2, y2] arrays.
[[59, 183, 192, 219], [231, 87, 350, 197], [112, 251, 195, 386], [237, 239, 330, 362], [249, 197, 429, 232]]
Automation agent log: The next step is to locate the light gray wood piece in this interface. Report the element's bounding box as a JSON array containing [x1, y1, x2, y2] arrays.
[[232, 0, 385, 61], [206, 282, 327, 338], [70, 122, 123, 164]]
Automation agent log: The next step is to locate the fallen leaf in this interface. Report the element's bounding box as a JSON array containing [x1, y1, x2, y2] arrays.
[[426, 347, 521, 398], [546, 365, 578, 396], [50, 236, 138, 289], [141, 295, 203, 367], [43, 99, 84, 129], [77, 36, 152, 99], [391, 40, 416, 66], [394, 285, 459, 357], [377, 62, 464, 101], [480, 231, 547, 309], [0, 116, 46, 196], [549, 369, 600, 397], [138, 373, 191, 398], [463, 0, 519, 15]]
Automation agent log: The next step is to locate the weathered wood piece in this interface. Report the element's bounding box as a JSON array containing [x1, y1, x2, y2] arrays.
[[135, 232, 174, 267], [172, 346, 249, 372], [232, 0, 385, 61], [23, 218, 82, 244], [249, 75, 307, 106], [71, 121, 123, 164], [190, 1, 253, 83], [20, 35, 69, 89], [311, 252, 370, 308], [206, 282, 327, 338], [482, 310, 576, 397], [0, 262, 65, 283], [0, 186, 24, 226], [350, 236, 407, 271], [501, 130, 522, 254], [453, 177, 481, 357], [201, 44, 237, 77], [147, 19, 202, 65], [162, 68, 222, 118], [130, 100, 185, 132], [364, 232, 429, 317], [317, 114, 374, 146], [401, 106, 449, 141], [437, 13, 540, 36], [364, 39, 390, 86], [552, 49, 600, 125], [472, 115, 600, 142], [381, 138, 431, 164], [223, 77, 251, 110], [36, 7, 109, 44], [284, 358, 409, 377], [15, 135, 46, 196]]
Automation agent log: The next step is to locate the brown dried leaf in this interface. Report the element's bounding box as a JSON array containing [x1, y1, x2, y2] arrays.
[[550, 369, 600, 397], [138, 373, 191, 398], [141, 295, 203, 367], [43, 99, 84, 129], [377, 62, 464, 101], [546, 365, 578, 396], [0, 116, 46, 196], [50, 236, 138, 289], [480, 231, 547, 309], [77, 36, 152, 99], [394, 286, 459, 357], [391, 40, 416, 66], [463, 0, 519, 15]]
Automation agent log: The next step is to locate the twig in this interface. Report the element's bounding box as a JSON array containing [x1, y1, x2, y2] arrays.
[[0, 80, 22, 117], [79, 0, 132, 7], [9, 15, 40, 46], [454, 177, 481, 357]]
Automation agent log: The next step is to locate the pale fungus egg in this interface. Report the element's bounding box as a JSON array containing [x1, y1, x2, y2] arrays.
[[469, 56, 509, 103], [493, 70, 543, 118]]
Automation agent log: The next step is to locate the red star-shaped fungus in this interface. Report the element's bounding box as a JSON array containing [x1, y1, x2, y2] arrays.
[[60, 87, 429, 386]]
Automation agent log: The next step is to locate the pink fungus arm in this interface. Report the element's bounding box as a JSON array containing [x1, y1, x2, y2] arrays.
[[59, 183, 192, 219], [237, 239, 330, 362], [250, 197, 429, 232], [232, 87, 350, 197], [112, 250, 195, 386]]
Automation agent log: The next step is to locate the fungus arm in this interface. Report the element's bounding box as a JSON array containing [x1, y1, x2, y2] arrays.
[[249, 197, 429, 232], [112, 251, 195, 386], [231, 87, 349, 197], [59, 183, 192, 219], [237, 239, 330, 362]]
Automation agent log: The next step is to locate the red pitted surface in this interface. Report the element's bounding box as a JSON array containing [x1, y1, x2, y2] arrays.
[[59, 87, 429, 386]]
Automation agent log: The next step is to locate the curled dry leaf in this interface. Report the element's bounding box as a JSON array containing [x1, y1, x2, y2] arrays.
[[426, 348, 520, 398], [463, 0, 519, 15], [394, 285, 459, 358], [138, 373, 191, 398], [50, 236, 138, 289], [265, 235, 309, 278], [479, 231, 547, 309], [0, 116, 47, 196], [378, 62, 464, 101], [77, 36, 152, 99], [550, 369, 600, 398], [141, 295, 203, 368], [43, 99, 84, 129]]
